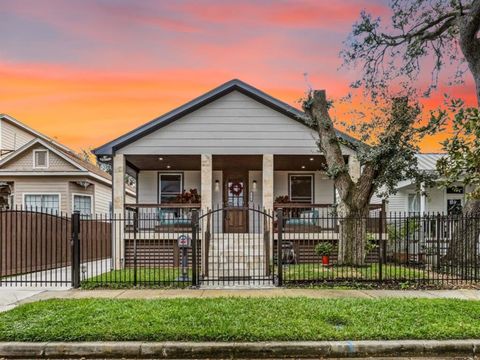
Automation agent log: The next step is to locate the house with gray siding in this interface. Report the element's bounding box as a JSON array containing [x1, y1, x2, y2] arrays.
[[94, 79, 372, 271]]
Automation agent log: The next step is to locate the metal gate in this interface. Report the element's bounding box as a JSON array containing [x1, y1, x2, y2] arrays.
[[193, 206, 277, 287]]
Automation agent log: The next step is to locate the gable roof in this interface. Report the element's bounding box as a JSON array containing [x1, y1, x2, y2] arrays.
[[93, 79, 361, 156], [0, 114, 72, 153], [0, 137, 112, 183], [416, 153, 445, 171]]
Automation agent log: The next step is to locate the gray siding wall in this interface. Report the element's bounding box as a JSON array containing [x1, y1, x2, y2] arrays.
[[119, 91, 355, 156], [93, 182, 112, 214], [1, 120, 35, 156]]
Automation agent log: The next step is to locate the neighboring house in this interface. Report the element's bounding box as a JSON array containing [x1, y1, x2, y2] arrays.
[[0, 114, 135, 215], [386, 153, 472, 215]]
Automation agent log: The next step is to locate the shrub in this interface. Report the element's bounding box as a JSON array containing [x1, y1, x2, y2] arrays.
[[314, 242, 334, 256]]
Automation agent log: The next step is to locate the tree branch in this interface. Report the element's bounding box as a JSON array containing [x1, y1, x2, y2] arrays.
[[382, 11, 459, 44], [303, 90, 354, 202]]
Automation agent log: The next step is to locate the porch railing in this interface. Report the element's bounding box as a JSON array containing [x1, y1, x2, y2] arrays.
[[124, 203, 201, 233]]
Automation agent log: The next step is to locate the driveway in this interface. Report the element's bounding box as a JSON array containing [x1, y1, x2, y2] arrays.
[[0, 288, 49, 312]]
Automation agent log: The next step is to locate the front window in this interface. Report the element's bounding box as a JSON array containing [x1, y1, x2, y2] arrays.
[[289, 175, 313, 203], [159, 173, 182, 203], [73, 195, 92, 218], [408, 193, 420, 213], [24, 194, 59, 213]]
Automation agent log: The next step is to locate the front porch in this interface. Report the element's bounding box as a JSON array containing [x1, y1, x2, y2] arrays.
[[110, 153, 365, 283], [115, 153, 358, 230]]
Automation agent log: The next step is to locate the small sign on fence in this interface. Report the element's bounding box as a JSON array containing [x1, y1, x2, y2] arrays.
[[177, 234, 191, 248], [177, 234, 191, 281]]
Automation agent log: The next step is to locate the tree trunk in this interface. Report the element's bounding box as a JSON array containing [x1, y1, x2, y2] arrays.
[[443, 199, 480, 278], [448, 2, 480, 275], [458, 0, 480, 105], [337, 203, 369, 265]]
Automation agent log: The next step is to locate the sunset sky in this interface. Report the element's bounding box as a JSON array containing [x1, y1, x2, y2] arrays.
[[1, 0, 476, 152]]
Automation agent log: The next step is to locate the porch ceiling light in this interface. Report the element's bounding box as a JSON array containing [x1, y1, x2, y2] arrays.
[[301, 165, 306, 169], [166, 165, 171, 169], [309, 157, 314, 161], [158, 157, 164, 161]]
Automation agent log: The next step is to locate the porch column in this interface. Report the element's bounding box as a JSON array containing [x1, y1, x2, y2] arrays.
[[348, 154, 361, 182], [263, 154, 274, 268], [420, 182, 427, 214], [262, 154, 274, 213], [112, 153, 125, 269], [200, 154, 212, 276], [201, 154, 213, 213]]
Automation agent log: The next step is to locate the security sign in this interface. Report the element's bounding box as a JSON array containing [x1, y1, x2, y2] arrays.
[[177, 234, 191, 248]]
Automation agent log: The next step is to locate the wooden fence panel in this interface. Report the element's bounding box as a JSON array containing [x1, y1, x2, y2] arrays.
[[1, 211, 112, 278]]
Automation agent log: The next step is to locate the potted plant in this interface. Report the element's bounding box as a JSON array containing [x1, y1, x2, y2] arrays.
[[314, 242, 334, 266], [173, 189, 201, 203]]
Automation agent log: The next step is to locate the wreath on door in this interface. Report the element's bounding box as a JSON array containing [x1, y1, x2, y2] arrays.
[[229, 181, 243, 196]]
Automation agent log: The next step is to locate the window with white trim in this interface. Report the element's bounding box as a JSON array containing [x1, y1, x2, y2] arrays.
[[289, 175, 313, 203], [73, 195, 92, 218], [24, 194, 59, 213], [159, 173, 182, 203], [33, 149, 48, 168], [408, 193, 420, 213]]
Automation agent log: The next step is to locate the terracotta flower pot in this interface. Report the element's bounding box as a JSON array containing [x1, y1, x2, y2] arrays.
[[322, 255, 329, 266]]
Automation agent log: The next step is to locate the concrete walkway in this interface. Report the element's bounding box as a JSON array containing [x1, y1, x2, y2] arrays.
[[0, 288, 477, 310]]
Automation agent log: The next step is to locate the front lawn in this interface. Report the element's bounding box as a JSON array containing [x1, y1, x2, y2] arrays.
[[283, 263, 428, 282], [1, 298, 479, 341], [82, 268, 191, 289]]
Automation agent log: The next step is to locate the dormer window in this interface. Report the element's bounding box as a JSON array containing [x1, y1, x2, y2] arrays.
[[33, 149, 48, 168]]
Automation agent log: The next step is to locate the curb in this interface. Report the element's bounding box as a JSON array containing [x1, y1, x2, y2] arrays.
[[0, 340, 479, 358]]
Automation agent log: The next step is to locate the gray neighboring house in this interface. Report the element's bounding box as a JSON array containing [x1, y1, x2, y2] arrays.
[[385, 153, 472, 215], [0, 114, 135, 214]]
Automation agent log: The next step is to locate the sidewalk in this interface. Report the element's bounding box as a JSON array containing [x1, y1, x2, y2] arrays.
[[1, 287, 478, 310]]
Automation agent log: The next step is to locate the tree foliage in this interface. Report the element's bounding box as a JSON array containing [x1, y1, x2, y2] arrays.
[[342, 0, 480, 101], [303, 90, 438, 264], [435, 99, 480, 203], [304, 92, 437, 208]]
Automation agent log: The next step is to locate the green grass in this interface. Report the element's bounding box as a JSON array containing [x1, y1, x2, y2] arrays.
[[283, 263, 428, 281], [81, 268, 191, 289], [83, 264, 431, 289], [1, 298, 479, 341]]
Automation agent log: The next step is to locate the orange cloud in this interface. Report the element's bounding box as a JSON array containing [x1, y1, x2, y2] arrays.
[[0, 61, 307, 150], [0, 58, 476, 154]]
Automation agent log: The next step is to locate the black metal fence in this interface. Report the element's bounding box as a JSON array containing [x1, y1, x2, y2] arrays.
[[278, 208, 480, 287], [1, 206, 479, 288]]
